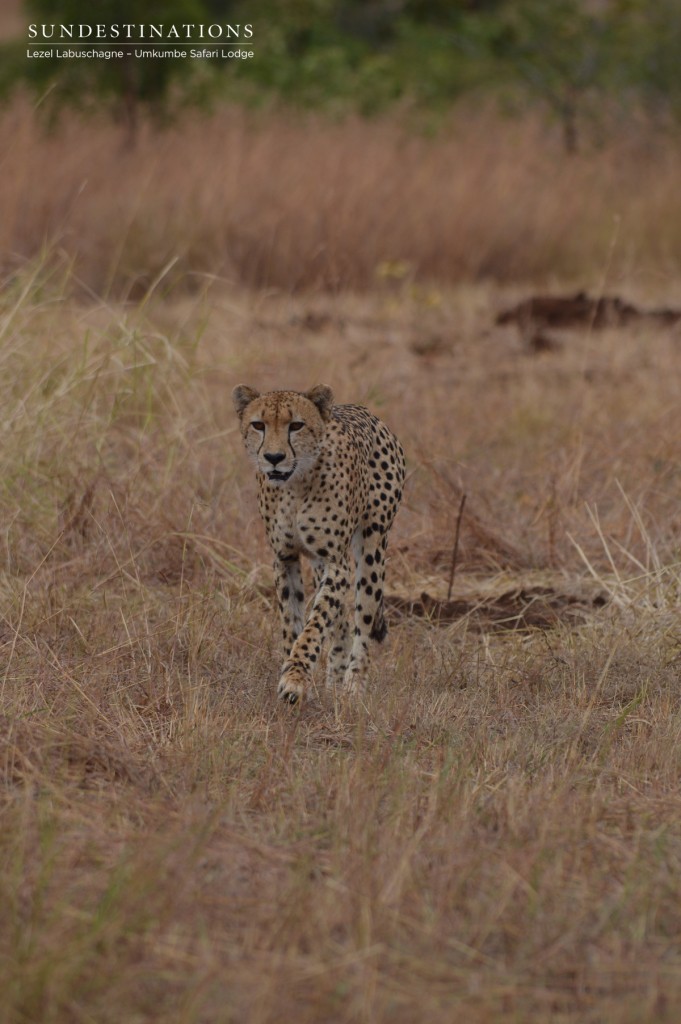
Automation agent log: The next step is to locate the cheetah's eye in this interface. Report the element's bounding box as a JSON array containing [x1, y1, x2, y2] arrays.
[[251, 421, 265, 432], [289, 421, 305, 432]]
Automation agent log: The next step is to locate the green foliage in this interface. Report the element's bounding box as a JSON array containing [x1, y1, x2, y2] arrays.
[[221, 0, 501, 115], [613, 0, 681, 121], [21, 0, 219, 141], [217, 0, 620, 140], [6, 0, 681, 146], [221, 0, 681, 143], [0, 41, 28, 100], [487, 0, 618, 151]]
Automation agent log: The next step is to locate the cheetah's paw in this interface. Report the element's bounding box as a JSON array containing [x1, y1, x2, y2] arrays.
[[277, 665, 307, 705]]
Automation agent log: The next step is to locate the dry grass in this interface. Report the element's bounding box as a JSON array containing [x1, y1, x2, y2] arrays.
[[4, 99, 681, 295], [1, 249, 681, 1022]]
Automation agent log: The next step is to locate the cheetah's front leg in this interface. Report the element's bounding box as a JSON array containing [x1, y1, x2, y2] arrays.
[[278, 560, 349, 704], [274, 556, 305, 662], [313, 563, 351, 690]]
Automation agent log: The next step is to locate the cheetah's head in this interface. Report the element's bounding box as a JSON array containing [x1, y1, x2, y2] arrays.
[[232, 385, 334, 485]]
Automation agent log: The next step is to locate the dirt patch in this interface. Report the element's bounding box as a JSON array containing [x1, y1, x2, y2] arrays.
[[496, 292, 681, 331], [386, 571, 608, 630]]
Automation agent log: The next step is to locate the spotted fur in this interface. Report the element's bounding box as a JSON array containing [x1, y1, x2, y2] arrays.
[[233, 384, 405, 704]]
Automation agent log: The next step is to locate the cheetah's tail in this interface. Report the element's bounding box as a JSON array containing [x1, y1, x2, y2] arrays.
[[369, 599, 388, 643]]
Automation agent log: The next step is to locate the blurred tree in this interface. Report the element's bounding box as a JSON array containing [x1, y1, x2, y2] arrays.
[[222, 0, 506, 115], [24, 0, 223, 145], [490, 0, 616, 152], [3, 0, 679, 146], [613, 0, 681, 124]]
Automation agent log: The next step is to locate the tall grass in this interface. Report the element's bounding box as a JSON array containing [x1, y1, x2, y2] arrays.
[[3, 99, 681, 294], [1, 253, 681, 1020]]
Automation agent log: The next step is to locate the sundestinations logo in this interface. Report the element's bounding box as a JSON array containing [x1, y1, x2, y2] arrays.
[[26, 22, 255, 61], [28, 23, 254, 41]]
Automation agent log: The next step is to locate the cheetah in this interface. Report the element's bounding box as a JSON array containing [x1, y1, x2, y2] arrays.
[[233, 384, 405, 704]]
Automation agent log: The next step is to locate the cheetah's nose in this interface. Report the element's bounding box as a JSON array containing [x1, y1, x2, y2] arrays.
[[264, 452, 286, 466]]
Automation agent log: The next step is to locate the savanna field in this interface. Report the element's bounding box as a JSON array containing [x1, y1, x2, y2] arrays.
[[2, 92, 681, 1024]]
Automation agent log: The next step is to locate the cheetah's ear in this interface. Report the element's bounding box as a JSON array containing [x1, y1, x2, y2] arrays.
[[232, 385, 260, 417], [304, 384, 334, 421]]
